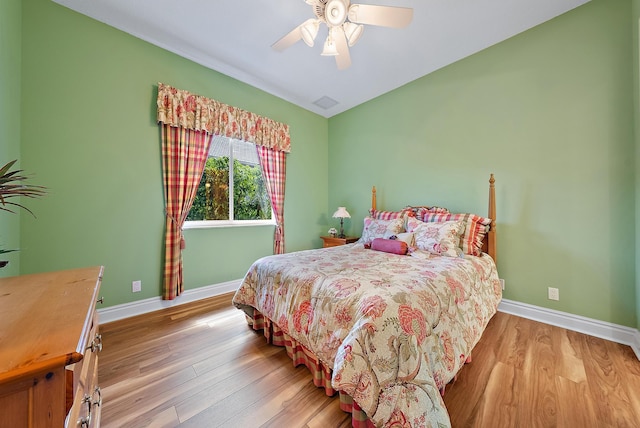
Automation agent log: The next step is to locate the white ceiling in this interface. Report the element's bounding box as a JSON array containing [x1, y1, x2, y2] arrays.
[[52, 0, 590, 118]]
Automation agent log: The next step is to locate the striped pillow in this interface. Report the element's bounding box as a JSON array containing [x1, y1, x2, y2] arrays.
[[420, 212, 491, 256], [414, 206, 450, 216], [370, 206, 448, 220], [368, 208, 408, 220]]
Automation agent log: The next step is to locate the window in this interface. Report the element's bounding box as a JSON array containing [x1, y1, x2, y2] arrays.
[[186, 136, 273, 226]]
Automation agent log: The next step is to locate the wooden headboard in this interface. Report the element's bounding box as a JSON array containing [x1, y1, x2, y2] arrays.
[[371, 174, 497, 262]]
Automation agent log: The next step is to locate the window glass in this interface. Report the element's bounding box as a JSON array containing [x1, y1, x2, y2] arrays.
[[187, 136, 272, 223]]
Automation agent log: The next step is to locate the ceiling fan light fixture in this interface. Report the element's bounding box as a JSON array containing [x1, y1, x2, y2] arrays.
[[272, 1, 414, 69], [321, 34, 339, 56], [301, 19, 320, 47], [343, 22, 363, 47]]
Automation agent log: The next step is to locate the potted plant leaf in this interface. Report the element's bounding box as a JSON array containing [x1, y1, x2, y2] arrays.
[[0, 160, 46, 268]]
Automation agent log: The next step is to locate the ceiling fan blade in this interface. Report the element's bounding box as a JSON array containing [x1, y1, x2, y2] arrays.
[[334, 27, 351, 70], [272, 25, 303, 52], [348, 4, 413, 28]]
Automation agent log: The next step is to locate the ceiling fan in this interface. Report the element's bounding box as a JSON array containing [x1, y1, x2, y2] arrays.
[[272, 0, 413, 70]]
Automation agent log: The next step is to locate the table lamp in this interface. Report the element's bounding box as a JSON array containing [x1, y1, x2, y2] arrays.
[[332, 207, 351, 238]]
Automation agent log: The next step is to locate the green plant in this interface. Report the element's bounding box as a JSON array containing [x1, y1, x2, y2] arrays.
[[0, 159, 46, 216], [0, 160, 46, 267]]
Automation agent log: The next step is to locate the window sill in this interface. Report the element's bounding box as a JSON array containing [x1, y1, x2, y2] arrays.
[[183, 220, 276, 230]]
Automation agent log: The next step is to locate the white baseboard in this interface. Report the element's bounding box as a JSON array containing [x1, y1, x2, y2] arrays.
[[633, 329, 640, 361], [97, 279, 242, 324], [499, 299, 640, 361]]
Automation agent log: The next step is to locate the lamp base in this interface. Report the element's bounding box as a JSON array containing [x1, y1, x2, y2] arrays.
[[339, 218, 345, 238]]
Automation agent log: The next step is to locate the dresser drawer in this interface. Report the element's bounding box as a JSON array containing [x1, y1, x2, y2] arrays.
[[66, 313, 102, 427], [67, 361, 100, 427]]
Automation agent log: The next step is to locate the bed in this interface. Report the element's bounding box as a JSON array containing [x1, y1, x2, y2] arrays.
[[232, 175, 501, 428]]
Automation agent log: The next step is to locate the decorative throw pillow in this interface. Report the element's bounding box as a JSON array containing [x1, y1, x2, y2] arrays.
[[370, 238, 408, 255], [360, 217, 405, 244], [406, 218, 465, 257], [393, 232, 415, 248], [420, 212, 491, 256]]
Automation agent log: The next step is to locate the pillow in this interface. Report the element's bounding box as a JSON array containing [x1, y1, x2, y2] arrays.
[[370, 238, 408, 255], [369, 206, 449, 220], [368, 208, 408, 220], [420, 212, 491, 256], [393, 232, 415, 248], [360, 217, 405, 244], [411, 206, 451, 217], [406, 218, 465, 257]]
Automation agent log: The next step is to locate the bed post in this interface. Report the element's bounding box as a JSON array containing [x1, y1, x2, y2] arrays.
[[488, 174, 497, 263], [371, 186, 377, 212]]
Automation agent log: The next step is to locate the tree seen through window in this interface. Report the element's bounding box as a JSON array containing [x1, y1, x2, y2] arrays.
[[187, 136, 272, 221]]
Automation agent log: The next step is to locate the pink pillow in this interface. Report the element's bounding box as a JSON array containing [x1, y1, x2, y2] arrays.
[[370, 238, 408, 255]]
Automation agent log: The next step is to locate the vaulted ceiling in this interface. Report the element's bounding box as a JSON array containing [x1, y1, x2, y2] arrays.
[[52, 0, 591, 117]]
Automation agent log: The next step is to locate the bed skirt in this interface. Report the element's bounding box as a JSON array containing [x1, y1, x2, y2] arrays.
[[245, 309, 375, 428]]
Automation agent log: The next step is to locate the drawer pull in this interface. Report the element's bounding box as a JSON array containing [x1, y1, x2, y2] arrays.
[[78, 394, 92, 427], [86, 334, 103, 353], [78, 387, 101, 427], [97, 296, 104, 304], [92, 386, 102, 407]]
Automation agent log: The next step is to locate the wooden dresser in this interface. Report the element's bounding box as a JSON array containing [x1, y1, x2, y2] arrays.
[[0, 266, 104, 428]]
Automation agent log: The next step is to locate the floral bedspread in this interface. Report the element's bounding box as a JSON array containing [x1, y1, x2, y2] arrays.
[[232, 244, 502, 428]]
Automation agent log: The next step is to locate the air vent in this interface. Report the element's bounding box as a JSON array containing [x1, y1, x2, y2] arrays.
[[313, 96, 339, 109]]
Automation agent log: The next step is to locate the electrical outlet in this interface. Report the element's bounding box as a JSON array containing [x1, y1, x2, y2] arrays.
[[548, 287, 559, 301], [132, 280, 142, 293], [499, 279, 505, 290]]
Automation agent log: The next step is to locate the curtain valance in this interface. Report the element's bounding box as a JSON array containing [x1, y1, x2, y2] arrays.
[[156, 82, 291, 153]]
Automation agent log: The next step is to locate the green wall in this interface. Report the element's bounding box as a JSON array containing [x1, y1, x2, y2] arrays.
[[19, 0, 329, 306], [329, 0, 637, 327], [0, 0, 22, 277]]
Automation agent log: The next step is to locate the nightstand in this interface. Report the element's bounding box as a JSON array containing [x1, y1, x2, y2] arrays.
[[321, 236, 359, 248]]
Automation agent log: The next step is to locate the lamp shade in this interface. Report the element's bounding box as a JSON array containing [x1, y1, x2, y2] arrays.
[[332, 207, 351, 218], [301, 19, 319, 47], [321, 34, 339, 56], [343, 22, 363, 47]]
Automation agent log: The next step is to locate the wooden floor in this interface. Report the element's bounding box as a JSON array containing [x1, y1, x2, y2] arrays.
[[98, 293, 640, 427]]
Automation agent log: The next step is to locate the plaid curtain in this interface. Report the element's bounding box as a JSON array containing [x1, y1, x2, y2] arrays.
[[257, 146, 287, 254], [161, 124, 212, 300]]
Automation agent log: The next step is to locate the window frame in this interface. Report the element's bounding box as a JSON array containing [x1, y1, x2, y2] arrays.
[[184, 137, 275, 229]]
